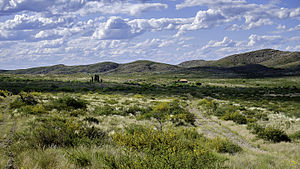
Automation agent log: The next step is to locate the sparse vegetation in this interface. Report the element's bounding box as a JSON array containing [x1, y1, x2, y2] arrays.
[[0, 73, 299, 169]]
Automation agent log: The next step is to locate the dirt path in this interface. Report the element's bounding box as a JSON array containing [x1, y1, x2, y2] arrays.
[[188, 107, 264, 153], [0, 96, 17, 169]]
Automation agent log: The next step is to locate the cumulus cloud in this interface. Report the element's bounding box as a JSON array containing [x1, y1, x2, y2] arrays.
[[93, 17, 138, 39], [0, 0, 168, 16], [176, 0, 246, 10], [93, 16, 193, 40], [0, 14, 74, 30], [248, 34, 283, 46], [77, 2, 168, 16], [176, 0, 300, 33], [288, 24, 300, 31]]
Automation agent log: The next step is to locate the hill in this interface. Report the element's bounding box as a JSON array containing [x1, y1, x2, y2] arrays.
[[1, 60, 179, 74], [0, 49, 299, 77], [179, 49, 300, 68], [110, 60, 179, 74]]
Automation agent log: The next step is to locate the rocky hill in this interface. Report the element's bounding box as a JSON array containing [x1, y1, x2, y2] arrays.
[[178, 49, 300, 69]]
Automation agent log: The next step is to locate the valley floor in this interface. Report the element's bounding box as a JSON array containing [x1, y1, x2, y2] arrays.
[[0, 74, 299, 168]]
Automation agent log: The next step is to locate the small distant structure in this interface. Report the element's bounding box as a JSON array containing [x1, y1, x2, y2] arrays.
[[91, 75, 102, 83], [177, 79, 188, 83]]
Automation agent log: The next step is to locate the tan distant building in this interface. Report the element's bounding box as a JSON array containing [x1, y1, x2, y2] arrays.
[[178, 79, 188, 83]]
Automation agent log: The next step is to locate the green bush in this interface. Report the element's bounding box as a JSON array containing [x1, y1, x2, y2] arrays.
[[13, 116, 107, 148], [48, 96, 87, 111], [198, 98, 217, 115], [83, 116, 99, 124], [10, 98, 26, 109], [19, 104, 47, 115], [209, 137, 242, 154], [221, 112, 247, 124], [67, 150, 91, 167], [215, 104, 239, 117], [110, 125, 225, 168], [0, 89, 11, 97], [93, 104, 117, 116], [247, 123, 291, 142], [289, 131, 300, 141], [140, 101, 195, 125]]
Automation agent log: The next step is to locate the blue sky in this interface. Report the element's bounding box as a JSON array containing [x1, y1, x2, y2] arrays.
[[0, 0, 299, 70]]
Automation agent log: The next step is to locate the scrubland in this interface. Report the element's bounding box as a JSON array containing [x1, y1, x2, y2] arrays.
[[0, 74, 299, 168]]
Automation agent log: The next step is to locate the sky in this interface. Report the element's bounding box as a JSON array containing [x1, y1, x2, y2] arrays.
[[0, 0, 299, 70]]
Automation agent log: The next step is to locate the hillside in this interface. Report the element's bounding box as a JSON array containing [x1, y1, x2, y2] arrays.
[[179, 49, 300, 68], [5, 62, 120, 74], [110, 60, 179, 74], [1, 60, 179, 74], [0, 49, 299, 77]]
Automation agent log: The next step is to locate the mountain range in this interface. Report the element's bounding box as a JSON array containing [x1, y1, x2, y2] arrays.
[[1, 49, 299, 77]]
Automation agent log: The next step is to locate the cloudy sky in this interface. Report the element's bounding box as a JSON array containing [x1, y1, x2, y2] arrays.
[[0, 0, 299, 69]]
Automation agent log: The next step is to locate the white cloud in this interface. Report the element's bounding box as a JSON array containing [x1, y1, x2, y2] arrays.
[[248, 34, 283, 46], [0, 13, 74, 30], [176, 0, 246, 10], [176, 0, 300, 33], [288, 24, 300, 31], [93, 17, 139, 39], [93, 16, 193, 40], [77, 2, 168, 16], [0, 0, 168, 16]]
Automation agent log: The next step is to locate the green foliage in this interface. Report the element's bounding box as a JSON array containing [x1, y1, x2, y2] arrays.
[[209, 137, 242, 154], [140, 100, 195, 125], [247, 123, 291, 142], [221, 111, 247, 124], [0, 89, 11, 97], [215, 104, 239, 117], [48, 96, 87, 111], [13, 116, 107, 148], [83, 116, 99, 124], [289, 131, 300, 141], [10, 98, 26, 109], [104, 99, 118, 105], [198, 98, 217, 115], [93, 104, 116, 116], [18, 104, 47, 115], [19, 91, 38, 105], [110, 125, 225, 168], [67, 150, 92, 167]]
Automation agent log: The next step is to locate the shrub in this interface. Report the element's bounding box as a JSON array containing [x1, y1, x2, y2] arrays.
[[140, 101, 195, 125], [67, 150, 91, 167], [198, 98, 217, 114], [215, 104, 239, 117], [48, 96, 87, 111], [247, 123, 291, 142], [19, 104, 47, 115], [209, 137, 242, 154], [83, 116, 99, 124], [0, 114, 3, 122], [0, 89, 11, 97], [289, 131, 300, 141], [13, 116, 107, 148], [221, 112, 247, 124], [19, 92, 38, 105], [262, 127, 291, 143], [93, 104, 116, 116], [124, 105, 151, 116], [110, 125, 225, 168], [10, 98, 26, 109]]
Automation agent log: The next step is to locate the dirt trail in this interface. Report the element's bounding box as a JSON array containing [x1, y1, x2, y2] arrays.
[[188, 107, 264, 153], [0, 96, 17, 169]]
